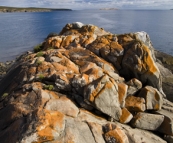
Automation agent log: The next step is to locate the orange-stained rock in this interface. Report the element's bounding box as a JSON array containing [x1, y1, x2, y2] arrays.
[[84, 75, 122, 120], [125, 95, 146, 112], [37, 110, 65, 142], [138, 86, 163, 110], [119, 108, 133, 124], [103, 123, 129, 143], [43, 36, 64, 50], [0, 22, 169, 143], [122, 40, 163, 95], [118, 83, 128, 108]]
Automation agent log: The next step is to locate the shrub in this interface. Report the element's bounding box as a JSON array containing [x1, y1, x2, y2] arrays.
[[44, 85, 54, 90], [36, 52, 44, 57], [36, 60, 42, 65], [38, 74, 45, 80], [34, 44, 43, 53]]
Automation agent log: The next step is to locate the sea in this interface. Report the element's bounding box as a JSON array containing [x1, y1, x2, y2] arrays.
[[0, 10, 173, 62]]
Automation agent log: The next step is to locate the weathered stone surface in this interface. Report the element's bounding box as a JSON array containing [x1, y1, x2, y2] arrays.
[[0, 22, 172, 142], [103, 123, 129, 143], [84, 75, 122, 120], [138, 86, 163, 110], [119, 108, 133, 124], [87, 122, 105, 143], [155, 104, 173, 135], [59, 117, 96, 143], [126, 78, 142, 96], [131, 112, 164, 131], [45, 96, 79, 118], [125, 95, 146, 112], [116, 121, 167, 143]]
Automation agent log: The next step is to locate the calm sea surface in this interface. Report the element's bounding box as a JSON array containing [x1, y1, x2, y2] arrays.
[[0, 10, 173, 62]]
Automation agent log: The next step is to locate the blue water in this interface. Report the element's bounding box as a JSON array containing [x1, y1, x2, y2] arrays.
[[0, 10, 173, 62]]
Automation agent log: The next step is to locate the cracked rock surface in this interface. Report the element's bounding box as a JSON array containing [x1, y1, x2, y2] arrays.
[[0, 22, 173, 143]]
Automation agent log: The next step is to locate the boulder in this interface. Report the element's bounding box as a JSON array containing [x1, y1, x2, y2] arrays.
[[131, 112, 164, 130], [138, 86, 163, 110], [84, 75, 122, 120]]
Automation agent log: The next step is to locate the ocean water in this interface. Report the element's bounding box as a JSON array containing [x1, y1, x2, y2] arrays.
[[0, 10, 173, 62]]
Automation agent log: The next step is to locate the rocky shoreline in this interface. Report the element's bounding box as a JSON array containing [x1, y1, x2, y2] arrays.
[[0, 22, 173, 143]]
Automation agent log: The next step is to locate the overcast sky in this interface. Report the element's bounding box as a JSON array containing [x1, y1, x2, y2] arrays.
[[0, 0, 173, 10]]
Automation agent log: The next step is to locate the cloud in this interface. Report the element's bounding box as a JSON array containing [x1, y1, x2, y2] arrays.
[[1, 0, 173, 9]]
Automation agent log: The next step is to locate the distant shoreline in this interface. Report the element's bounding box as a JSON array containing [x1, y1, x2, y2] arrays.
[[0, 6, 72, 13], [99, 8, 118, 10]]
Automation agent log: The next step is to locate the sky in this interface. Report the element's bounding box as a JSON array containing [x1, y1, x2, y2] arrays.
[[0, 0, 173, 10]]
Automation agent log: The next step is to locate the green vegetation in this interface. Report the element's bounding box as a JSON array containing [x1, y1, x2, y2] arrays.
[[2, 93, 8, 98], [38, 74, 45, 80], [36, 60, 42, 65], [34, 44, 43, 53], [36, 52, 44, 57], [44, 85, 54, 91]]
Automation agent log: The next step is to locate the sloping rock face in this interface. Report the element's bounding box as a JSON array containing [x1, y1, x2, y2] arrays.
[[0, 22, 172, 142]]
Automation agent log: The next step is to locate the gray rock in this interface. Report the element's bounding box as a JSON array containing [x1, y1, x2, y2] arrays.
[[126, 78, 142, 96], [131, 112, 164, 130], [59, 117, 96, 143], [45, 96, 79, 118], [84, 75, 122, 121], [138, 86, 163, 110]]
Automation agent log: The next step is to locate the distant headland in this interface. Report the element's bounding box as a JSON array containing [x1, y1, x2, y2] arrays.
[[99, 8, 118, 10], [0, 6, 72, 13]]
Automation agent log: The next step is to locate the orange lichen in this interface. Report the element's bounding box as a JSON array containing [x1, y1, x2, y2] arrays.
[[142, 45, 157, 74], [37, 110, 65, 142]]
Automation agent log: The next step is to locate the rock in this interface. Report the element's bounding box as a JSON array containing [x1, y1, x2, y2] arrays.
[[138, 86, 163, 110], [164, 135, 173, 143], [87, 122, 105, 143], [125, 95, 146, 112], [119, 108, 133, 124], [45, 96, 79, 118], [59, 117, 96, 143], [126, 78, 142, 96], [155, 101, 173, 136], [116, 121, 167, 143], [131, 112, 164, 131], [84, 75, 122, 120], [0, 23, 172, 142], [103, 123, 129, 143]]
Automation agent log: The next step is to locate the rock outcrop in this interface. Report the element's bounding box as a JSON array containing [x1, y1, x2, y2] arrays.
[[0, 22, 173, 143]]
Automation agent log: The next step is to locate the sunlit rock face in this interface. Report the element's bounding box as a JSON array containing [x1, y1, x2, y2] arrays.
[[0, 22, 172, 143]]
